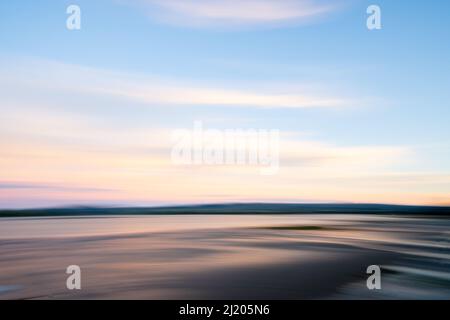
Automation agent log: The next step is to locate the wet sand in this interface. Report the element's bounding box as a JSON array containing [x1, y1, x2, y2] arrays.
[[0, 215, 448, 299]]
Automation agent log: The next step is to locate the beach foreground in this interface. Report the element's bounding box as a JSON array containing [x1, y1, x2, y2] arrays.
[[0, 214, 448, 299]]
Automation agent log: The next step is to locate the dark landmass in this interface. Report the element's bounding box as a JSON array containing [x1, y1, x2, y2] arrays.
[[1, 203, 449, 218]]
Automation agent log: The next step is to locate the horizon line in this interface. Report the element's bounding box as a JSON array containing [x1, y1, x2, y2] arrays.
[[1, 201, 450, 211]]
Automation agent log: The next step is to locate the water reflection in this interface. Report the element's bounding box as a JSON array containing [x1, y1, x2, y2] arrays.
[[0, 215, 448, 299]]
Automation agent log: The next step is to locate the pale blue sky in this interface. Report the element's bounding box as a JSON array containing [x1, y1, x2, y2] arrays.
[[1, 0, 449, 207]]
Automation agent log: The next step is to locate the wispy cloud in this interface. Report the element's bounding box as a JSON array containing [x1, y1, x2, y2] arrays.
[[1, 57, 448, 207], [1, 58, 352, 109], [1, 106, 434, 207], [133, 0, 344, 28]]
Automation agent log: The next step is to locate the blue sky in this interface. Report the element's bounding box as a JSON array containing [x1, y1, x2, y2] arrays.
[[1, 0, 450, 207]]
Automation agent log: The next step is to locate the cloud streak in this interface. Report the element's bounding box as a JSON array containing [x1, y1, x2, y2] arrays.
[[2, 58, 352, 109], [135, 0, 343, 28], [1, 106, 434, 207], [1, 57, 448, 207]]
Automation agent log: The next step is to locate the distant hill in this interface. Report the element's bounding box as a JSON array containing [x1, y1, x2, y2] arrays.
[[0, 203, 449, 218]]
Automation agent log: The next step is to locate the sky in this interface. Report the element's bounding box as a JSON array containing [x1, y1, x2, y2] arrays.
[[1, 0, 450, 208]]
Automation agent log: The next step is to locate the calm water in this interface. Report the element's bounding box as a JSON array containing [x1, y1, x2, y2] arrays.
[[0, 215, 449, 299]]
